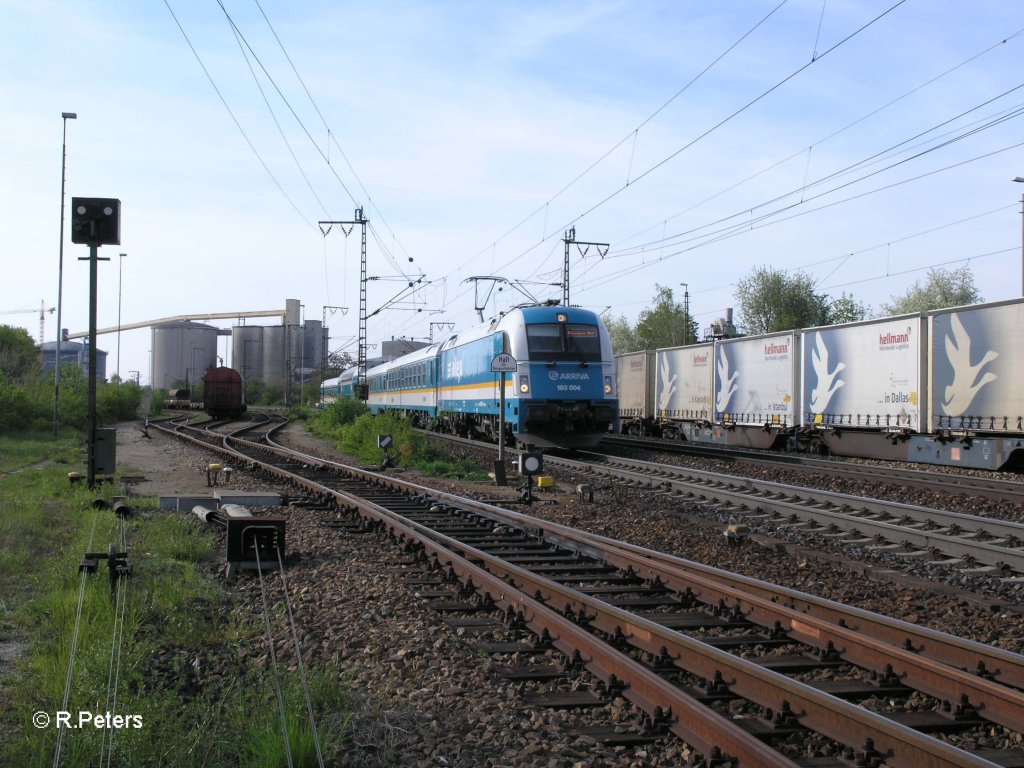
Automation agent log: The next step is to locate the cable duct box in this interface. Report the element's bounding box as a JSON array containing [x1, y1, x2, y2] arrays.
[[226, 516, 286, 570]]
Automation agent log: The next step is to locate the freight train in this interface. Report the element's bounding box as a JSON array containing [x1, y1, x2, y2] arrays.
[[616, 297, 1024, 471], [202, 366, 247, 419], [321, 302, 619, 449]]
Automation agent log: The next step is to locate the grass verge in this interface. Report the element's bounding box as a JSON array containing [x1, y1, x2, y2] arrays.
[[307, 403, 490, 481], [0, 436, 373, 767]]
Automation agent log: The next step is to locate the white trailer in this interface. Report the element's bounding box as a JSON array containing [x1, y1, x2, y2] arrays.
[[917, 298, 1024, 469], [713, 331, 798, 449], [615, 350, 655, 432], [800, 314, 926, 461], [653, 343, 714, 438]]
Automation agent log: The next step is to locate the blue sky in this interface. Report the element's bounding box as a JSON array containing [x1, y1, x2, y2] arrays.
[[2, 0, 1023, 384]]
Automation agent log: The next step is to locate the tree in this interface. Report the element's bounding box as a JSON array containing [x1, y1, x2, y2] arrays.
[[604, 314, 638, 354], [827, 292, 869, 325], [0, 325, 40, 381], [634, 285, 699, 350], [878, 266, 981, 316], [735, 267, 831, 334], [326, 349, 355, 376]]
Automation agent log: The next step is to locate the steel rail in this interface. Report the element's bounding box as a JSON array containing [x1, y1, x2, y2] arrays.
[[601, 434, 1024, 505], [419, 519, 999, 768], [574, 450, 1024, 541], [227, 436, 998, 768], [250, 438, 1024, 722], [152, 424, 1019, 762], [228, 443, 798, 766], [555, 452, 1024, 574]]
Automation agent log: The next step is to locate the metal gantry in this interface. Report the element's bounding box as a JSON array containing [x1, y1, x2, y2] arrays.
[[562, 227, 608, 306], [320, 208, 368, 399]]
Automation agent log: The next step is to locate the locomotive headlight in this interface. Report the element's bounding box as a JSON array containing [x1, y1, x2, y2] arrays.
[[519, 375, 530, 394], [604, 375, 614, 395]]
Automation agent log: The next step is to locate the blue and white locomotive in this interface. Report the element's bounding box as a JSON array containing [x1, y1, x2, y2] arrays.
[[329, 303, 618, 449]]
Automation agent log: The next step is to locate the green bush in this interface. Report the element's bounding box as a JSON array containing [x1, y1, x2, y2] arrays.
[[339, 411, 424, 464], [308, 398, 369, 438], [99, 380, 143, 421], [150, 388, 168, 415], [0, 367, 147, 435], [310, 408, 488, 480], [0, 381, 39, 431]]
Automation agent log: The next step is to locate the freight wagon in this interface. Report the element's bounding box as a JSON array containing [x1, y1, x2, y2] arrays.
[[615, 297, 1024, 471]]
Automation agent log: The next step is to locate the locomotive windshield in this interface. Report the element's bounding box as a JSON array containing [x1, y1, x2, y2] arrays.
[[526, 323, 602, 362]]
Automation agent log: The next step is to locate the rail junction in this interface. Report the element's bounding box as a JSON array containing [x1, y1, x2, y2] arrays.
[[150, 415, 1024, 767]]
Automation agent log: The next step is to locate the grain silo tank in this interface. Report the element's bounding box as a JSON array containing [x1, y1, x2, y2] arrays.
[[302, 320, 323, 375], [151, 321, 219, 392], [262, 324, 288, 387], [232, 326, 264, 382]]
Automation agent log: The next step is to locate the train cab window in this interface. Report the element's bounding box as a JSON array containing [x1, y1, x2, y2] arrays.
[[565, 324, 601, 360], [526, 325, 563, 354], [526, 323, 601, 362]]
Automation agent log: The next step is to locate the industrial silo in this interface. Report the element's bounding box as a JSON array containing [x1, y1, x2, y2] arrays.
[[301, 320, 323, 377], [151, 321, 219, 392], [288, 320, 322, 381], [232, 326, 264, 383], [262, 324, 287, 387]]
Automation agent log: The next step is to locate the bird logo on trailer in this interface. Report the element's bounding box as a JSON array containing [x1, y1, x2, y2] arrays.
[[941, 313, 998, 416]]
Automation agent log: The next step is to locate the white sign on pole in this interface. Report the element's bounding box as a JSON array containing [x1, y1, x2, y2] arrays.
[[490, 353, 517, 372]]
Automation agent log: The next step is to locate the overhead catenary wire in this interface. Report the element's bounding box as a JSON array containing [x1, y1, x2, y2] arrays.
[[456, 11, 1024, 327], [250, 0, 417, 269], [168, 3, 1020, 341], [608, 25, 1024, 256], [561, 89, 1024, 298], [604, 94, 1024, 264], [228, 0, 419, 279], [177, 0, 419, 300], [162, 0, 315, 230], [457, 0, 791, 273], [486, 0, 910, 282], [432, 0, 910, 319], [219, 0, 332, 219]]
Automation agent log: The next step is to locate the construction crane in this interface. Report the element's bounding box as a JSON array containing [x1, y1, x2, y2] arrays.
[[1, 301, 55, 366]]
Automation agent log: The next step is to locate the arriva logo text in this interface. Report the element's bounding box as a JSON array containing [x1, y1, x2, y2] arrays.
[[548, 371, 591, 381]]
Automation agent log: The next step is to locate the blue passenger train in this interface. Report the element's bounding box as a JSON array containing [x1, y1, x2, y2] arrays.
[[321, 302, 619, 449]]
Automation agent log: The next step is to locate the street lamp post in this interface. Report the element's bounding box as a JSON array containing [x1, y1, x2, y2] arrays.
[[117, 252, 126, 382], [53, 111, 77, 435], [1014, 177, 1024, 297]]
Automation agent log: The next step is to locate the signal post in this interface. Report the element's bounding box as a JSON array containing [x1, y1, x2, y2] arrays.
[[491, 352, 516, 486]]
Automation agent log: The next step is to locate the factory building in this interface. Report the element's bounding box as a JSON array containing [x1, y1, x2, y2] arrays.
[[149, 299, 328, 394], [41, 340, 108, 381]]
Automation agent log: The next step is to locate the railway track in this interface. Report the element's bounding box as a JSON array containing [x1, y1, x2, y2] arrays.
[[547, 449, 1024, 579], [149, 417, 1024, 767], [601, 434, 1024, 507], [417, 429, 1024, 579]]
